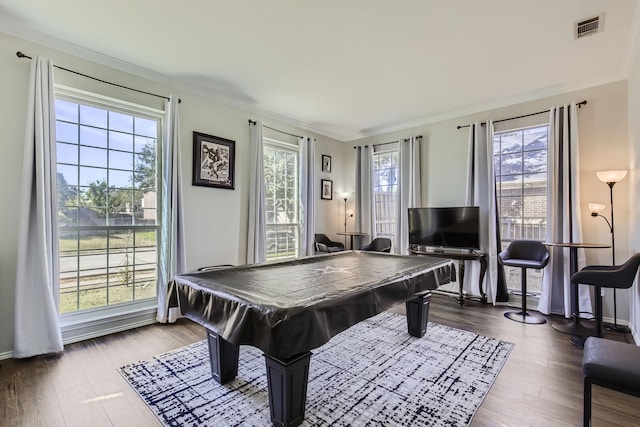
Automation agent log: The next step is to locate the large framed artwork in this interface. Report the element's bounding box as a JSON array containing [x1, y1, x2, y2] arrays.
[[193, 131, 235, 189]]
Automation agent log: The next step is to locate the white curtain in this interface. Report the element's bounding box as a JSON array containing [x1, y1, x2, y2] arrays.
[[395, 136, 422, 254], [14, 55, 63, 358], [465, 121, 503, 304], [538, 103, 590, 317], [157, 96, 186, 323], [299, 136, 316, 256], [355, 146, 375, 246], [247, 121, 266, 264]]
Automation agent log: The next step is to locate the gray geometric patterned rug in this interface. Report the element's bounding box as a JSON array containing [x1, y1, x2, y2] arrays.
[[121, 312, 513, 426]]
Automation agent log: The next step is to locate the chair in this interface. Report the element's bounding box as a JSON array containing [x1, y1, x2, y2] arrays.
[[314, 233, 345, 253], [570, 253, 640, 342], [498, 240, 549, 324], [359, 237, 392, 253], [582, 336, 640, 426]]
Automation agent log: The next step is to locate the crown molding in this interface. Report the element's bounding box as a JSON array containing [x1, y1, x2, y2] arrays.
[[352, 73, 628, 141], [1, 20, 349, 141], [2, 15, 633, 144]]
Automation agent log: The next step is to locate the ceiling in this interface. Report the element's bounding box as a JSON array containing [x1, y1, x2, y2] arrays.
[[1, 0, 639, 141]]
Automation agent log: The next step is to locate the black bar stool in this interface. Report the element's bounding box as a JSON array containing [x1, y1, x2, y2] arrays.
[[498, 240, 549, 324]]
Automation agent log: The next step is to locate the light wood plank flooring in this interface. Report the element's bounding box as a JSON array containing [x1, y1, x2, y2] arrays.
[[1, 294, 638, 426]]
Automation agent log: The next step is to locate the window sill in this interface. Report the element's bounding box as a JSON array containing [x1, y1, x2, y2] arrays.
[[60, 300, 158, 345]]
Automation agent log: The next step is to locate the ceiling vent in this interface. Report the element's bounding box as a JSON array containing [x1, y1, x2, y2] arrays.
[[575, 14, 604, 39]]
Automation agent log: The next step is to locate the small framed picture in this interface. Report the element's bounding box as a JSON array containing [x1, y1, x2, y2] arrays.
[[321, 154, 332, 173], [192, 131, 235, 189], [321, 179, 333, 200]]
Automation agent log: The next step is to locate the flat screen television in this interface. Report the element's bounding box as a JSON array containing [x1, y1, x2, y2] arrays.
[[408, 206, 480, 251]]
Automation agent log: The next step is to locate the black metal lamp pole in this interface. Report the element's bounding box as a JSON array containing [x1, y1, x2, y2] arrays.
[[594, 170, 629, 334]]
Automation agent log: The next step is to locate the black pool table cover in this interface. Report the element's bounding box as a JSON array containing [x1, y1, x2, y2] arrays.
[[169, 251, 455, 359]]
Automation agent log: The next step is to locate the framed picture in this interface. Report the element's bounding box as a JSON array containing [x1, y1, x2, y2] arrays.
[[322, 154, 332, 173], [321, 179, 333, 200], [192, 131, 235, 189]]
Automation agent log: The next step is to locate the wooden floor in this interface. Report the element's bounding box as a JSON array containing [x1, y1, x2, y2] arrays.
[[1, 294, 639, 427]]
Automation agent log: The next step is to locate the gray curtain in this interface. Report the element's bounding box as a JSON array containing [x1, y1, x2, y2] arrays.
[[395, 136, 422, 254], [465, 121, 505, 304], [299, 136, 316, 256], [14, 54, 63, 357], [157, 96, 186, 323], [355, 146, 375, 246], [538, 102, 590, 317], [247, 121, 266, 263]]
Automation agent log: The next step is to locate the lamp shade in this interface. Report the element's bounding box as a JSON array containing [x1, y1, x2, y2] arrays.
[[596, 170, 627, 184], [588, 203, 606, 214]]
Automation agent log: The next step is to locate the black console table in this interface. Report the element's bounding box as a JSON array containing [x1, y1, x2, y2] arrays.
[[409, 247, 488, 305]]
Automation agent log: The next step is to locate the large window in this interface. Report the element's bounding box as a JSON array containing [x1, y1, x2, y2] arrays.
[[55, 91, 161, 314], [264, 140, 299, 261], [494, 125, 548, 292], [373, 148, 398, 241]]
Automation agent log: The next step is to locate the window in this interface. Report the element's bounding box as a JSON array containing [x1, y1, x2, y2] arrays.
[[55, 90, 162, 314], [373, 148, 398, 241], [263, 140, 299, 261], [494, 125, 548, 292]]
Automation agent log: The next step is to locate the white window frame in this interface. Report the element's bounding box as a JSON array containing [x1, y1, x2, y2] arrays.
[[494, 124, 549, 293], [54, 85, 165, 342], [263, 137, 300, 262], [372, 145, 399, 241]]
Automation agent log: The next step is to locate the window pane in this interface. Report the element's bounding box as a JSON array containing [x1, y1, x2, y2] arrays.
[[80, 146, 107, 168], [523, 150, 546, 174], [56, 99, 78, 122], [110, 131, 134, 152], [56, 121, 78, 144], [494, 125, 548, 293], [80, 126, 107, 148], [263, 142, 299, 261], [109, 111, 133, 133], [135, 117, 157, 138], [80, 105, 107, 128], [109, 150, 134, 170], [57, 142, 78, 165], [56, 95, 161, 314], [109, 169, 132, 188], [373, 150, 398, 243]]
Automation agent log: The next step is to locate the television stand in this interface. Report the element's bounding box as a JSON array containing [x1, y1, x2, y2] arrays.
[[409, 248, 487, 306]]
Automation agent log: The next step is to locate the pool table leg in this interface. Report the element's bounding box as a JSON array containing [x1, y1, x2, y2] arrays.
[[206, 329, 239, 384], [264, 351, 312, 427], [406, 291, 431, 337]]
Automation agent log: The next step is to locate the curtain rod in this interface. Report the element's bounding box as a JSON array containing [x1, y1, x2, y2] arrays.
[[353, 135, 422, 149], [16, 51, 180, 103], [248, 119, 303, 139], [456, 100, 587, 129]]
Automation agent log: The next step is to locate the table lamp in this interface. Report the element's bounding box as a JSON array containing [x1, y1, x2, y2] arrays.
[[592, 169, 628, 333]]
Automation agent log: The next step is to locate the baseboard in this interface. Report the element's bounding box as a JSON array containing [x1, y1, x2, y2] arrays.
[[0, 350, 13, 360], [61, 306, 158, 345]]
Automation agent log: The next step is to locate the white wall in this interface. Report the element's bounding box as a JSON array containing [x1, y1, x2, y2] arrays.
[[349, 81, 634, 321], [0, 31, 344, 356]]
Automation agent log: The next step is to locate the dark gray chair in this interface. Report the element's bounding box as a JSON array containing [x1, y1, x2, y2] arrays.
[[360, 237, 392, 253], [314, 233, 345, 253], [570, 253, 640, 343], [498, 240, 549, 324], [582, 336, 640, 426]]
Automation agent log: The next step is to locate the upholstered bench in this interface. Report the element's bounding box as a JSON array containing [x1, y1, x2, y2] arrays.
[[582, 337, 640, 425]]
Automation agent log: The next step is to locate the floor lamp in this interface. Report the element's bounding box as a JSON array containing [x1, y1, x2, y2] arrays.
[[342, 193, 349, 248], [590, 169, 629, 333]]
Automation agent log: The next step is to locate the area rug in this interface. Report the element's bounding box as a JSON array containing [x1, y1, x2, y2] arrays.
[[120, 312, 513, 426]]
